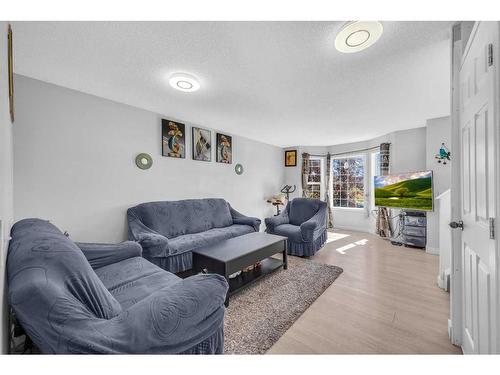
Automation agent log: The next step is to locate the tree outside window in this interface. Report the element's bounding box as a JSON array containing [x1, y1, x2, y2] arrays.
[[332, 156, 365, 208], [306, 158, 321, 199]]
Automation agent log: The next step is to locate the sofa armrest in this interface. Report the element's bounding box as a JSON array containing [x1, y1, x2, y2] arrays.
[[299, 206, 327, 242], [229, 206, 261, 232], [76, 241, 142, 269], [136, 232, 171, 258], [265, 210, 289, 233], [127, 209, 171, 258]]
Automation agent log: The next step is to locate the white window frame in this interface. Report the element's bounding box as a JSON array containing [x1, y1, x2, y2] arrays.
[[306, 157, 323, 200], [331, 154, 366, 210], [370, 151, 381, 210]]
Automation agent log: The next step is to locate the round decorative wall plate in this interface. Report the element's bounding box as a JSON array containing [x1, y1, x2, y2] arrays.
[[235, 163, 244, 175], [135, 153, 153, 170]]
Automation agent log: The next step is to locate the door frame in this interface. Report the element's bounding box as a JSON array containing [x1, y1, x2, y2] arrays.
[[449, 21, 463, 347], [493, 21, 500, 354], [450, 21, 500, 352]]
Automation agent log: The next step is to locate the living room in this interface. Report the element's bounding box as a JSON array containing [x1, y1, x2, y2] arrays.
[[1, 1, 499, 373]]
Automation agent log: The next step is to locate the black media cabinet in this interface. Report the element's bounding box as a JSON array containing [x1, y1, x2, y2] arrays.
[[401, 211, 427, 248]]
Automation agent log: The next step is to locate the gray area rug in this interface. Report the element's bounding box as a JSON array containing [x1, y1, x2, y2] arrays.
[[223, 256, 343, 354]]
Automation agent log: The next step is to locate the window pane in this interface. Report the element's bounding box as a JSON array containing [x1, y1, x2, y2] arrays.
[[374, 152, 381, 176], [309, 184, 320, 199], [306, 158, 322, 199], [331, 156, 365, 208], [308, 174, 321, 183]]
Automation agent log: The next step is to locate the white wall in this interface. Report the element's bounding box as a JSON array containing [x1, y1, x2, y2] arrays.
[[0, 22, 15, 354], [283, 127, 428, 233], [13, 75, 284, 243], [425, 116, 452, 253], [391, 127, 427, 173]]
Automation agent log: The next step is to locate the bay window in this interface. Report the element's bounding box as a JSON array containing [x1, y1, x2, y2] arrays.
[[306, 157, 322, 199], [332, 155, 365, 208]]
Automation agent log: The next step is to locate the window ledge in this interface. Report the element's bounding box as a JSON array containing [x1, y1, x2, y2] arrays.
[[333, 207, 365, 211]]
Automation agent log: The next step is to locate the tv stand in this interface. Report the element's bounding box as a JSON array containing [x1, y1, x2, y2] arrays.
[[401, 211, 426, 249]]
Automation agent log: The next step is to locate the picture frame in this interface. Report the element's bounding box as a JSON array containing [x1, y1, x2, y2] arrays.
[[285, 150, 297, 167], [8, 24, 14, 123], [161, 119, 185, 158], [192, 127, 212, 161], [216, 133, 232, 164]]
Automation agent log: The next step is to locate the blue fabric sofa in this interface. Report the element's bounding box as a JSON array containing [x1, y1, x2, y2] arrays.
[[265, 198, 327, 256], [7, 218, 228, 354], [127, 198, 261, 273]]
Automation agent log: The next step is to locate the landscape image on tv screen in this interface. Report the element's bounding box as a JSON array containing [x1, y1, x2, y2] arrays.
[[374, 171, 433, 211]]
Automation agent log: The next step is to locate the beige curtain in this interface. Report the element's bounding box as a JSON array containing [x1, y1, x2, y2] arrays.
[[376, 143, 392, 237], [301, 153, 310, 198]]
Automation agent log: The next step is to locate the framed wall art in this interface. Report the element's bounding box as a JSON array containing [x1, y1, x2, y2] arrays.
[[161, 119, 185, 158], [285, 149, 297, 167], [216, 133, 232, 164], [192, 127, 211, 161], [8, 24, 14, 123]]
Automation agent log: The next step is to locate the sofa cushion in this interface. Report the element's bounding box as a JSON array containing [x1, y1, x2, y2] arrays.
[[8, 219, 123, 321], [273, 224, 304, 243], [128, 198, 233, 238], [288, 198, 321, 226], [216, 224, 255, 238], [94, 257, 181, 309], [168, 224, 254, 255]]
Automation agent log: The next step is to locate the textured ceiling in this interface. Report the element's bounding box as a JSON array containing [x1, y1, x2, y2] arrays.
[[12, 21, 453, 147]]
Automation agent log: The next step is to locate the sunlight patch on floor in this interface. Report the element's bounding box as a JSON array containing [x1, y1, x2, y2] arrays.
[[354, 239, 368, 245], [326, 232, 350, 243], [335, 239, 369, 254]]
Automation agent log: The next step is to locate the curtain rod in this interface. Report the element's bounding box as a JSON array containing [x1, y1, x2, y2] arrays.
[[305, 143, 389, 158]]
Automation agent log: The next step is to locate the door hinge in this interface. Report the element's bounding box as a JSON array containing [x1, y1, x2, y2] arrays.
[[489, 217, 495, 239], [488, 44, 494, 66]]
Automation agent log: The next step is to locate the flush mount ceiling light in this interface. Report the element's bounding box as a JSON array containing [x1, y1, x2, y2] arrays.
[[335, 21, 383, 53], [169, 73, 200, 92]]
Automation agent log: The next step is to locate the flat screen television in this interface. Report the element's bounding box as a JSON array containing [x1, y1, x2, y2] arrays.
[[374, 170, 433, 211]]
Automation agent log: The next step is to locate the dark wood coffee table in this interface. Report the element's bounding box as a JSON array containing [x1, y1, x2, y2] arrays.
[[192, 232, 288, 306]]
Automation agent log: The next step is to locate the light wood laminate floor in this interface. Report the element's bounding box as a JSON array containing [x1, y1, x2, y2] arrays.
[[268, 230, 462, 354]]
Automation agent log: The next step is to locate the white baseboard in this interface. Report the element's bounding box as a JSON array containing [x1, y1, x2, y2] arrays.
[[426, 246, 439, 255], [448, 319, 453, 341], [437, 274, 444, 289], [437, 271, 451, 291], [333, 225, 374, 234]]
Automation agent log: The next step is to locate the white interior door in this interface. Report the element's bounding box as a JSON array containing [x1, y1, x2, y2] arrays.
[[459, 21, 499, 354]]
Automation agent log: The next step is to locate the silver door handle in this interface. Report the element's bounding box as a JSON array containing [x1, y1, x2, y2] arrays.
[[449, 221, 464, 230]]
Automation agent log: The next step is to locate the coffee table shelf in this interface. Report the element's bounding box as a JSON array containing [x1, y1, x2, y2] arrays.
[[228, 257, 284, 295]]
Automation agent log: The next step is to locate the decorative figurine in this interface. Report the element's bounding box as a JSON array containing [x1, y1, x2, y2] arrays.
[[435, 143, 451, 164]]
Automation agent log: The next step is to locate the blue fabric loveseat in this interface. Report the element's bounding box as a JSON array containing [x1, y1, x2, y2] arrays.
[[7, 218, 228, 354], [127, 198, 261, 273], [265, 198, 327, 257]]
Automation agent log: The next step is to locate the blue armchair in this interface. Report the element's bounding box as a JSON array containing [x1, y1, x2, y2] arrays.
[[265, 198, 327, 256], [7, 218, 228, 354]]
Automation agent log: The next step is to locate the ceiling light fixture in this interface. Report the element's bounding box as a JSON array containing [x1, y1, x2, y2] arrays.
[[169, 73, 200, 92], [335, 21, 383, 53]]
